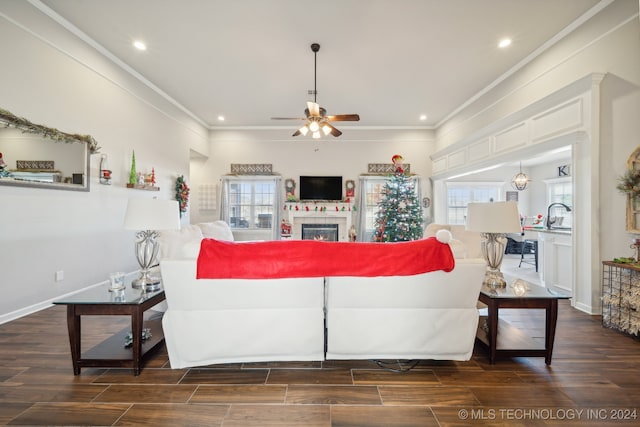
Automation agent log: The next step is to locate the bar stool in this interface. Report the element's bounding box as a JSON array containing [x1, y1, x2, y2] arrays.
[[519, 239, 538, 272]]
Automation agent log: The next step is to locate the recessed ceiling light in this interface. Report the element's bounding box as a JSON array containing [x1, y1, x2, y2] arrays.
[[419, 114, 427, 121], [133, 40, 147, 51], [217, 115, 225, 121], [498, 38, 512, 48]]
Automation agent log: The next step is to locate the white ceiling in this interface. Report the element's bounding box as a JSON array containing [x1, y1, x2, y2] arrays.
[[38, 0, 603, 133]]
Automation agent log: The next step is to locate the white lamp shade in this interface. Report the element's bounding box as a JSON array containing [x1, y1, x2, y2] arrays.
[[124, 198, 180, 231], [465, 201, 521, 233]]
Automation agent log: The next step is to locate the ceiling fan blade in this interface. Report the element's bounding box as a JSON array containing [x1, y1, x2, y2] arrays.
[[307, 101, 320, 117], [326, 114, 360, 122], [271, 117, 307, 120]]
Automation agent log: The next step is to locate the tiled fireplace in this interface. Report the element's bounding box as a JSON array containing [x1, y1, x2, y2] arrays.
[[283, 202, 353, 242]]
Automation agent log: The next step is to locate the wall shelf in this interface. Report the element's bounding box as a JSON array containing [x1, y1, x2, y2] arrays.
[[126, 184, 159, 191]]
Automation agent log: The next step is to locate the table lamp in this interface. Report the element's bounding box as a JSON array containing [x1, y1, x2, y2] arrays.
[[466, 201, 521, 288], [124, 198, 180, 291]]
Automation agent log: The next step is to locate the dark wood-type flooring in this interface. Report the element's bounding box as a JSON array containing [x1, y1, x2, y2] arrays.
[[1, 301, 639, 426]]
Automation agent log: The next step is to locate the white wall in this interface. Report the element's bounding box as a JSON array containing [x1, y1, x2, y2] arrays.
[[434, 0, 640, 313], [189, 128, 435, 226], [0, 2, 207, 322]]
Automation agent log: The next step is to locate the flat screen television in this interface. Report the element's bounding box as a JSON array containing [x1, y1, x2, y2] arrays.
[[299, 176, 342, 201]]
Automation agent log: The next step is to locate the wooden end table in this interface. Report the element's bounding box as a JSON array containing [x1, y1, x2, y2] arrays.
[[53, 281, 166, 376], [476, 280, 570, 365]]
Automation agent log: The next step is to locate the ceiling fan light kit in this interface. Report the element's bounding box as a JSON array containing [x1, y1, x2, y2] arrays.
[[272, 43, 359, 139], [297, 125, 309, 136]]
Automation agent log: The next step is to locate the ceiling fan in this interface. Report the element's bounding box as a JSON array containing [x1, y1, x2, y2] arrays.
[[271, 43, 360, 138]]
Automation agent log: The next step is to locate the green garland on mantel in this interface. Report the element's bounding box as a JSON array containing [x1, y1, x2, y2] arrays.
[[0, 107, 100, 154]]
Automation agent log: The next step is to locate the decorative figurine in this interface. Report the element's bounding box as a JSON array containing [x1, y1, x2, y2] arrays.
[[349, 225, 357, 242], [631, 237, 640, 262], [99, 154, 112, 185], [281, 219, 292, 236], [392, 154, 404, 174], [128, 150, 137, 185], [0, 152, 9, 178]]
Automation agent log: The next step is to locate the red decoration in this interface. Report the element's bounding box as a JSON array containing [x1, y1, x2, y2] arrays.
[[280, 219, 292, 236], [197, 237, 454, 279], [392, 154, 405, 174]]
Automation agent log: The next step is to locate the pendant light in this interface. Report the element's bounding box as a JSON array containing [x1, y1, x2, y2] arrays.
[[511, 162, 530, 191]]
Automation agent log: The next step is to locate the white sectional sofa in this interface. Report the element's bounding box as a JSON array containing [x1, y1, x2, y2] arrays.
[[325, 259, 486, 361], [160, 261, 325, 367], [158, 223, 486, 369]]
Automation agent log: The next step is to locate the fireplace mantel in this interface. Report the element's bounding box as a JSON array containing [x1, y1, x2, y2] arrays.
[[282, 201, 354, 241]]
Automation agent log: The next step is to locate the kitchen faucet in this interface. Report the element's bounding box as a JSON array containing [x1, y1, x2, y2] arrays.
[[546, 203, 572, 229]]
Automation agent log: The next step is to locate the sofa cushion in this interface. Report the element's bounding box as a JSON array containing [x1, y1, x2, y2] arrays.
[[179, 239, 203, 259], [157, 224, 204, 261], [448, 238, 468, 258], [424, 223, 483, 259], [424, 223, 451, 236], [449, 226, 483, 259], [197, 221, 234, 241]]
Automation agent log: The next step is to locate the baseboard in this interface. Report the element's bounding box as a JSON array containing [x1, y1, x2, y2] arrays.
[[573, 300, 598, 315], [0, 300, 55, 325], [0, 271, 138, 325]]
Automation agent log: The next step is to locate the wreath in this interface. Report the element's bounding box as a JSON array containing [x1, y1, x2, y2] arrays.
[[616, 169, 640, 198], [175, 175, 190, 216]]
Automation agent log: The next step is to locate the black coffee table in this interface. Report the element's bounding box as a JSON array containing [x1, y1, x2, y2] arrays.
[[53, 280, 165, 375], [476, 280, 570, 365]]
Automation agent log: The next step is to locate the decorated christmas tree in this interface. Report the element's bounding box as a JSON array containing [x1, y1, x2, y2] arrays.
[[373, 155, 424, 242]]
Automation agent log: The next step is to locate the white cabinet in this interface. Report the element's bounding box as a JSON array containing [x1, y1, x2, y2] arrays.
[[538, 230, 572, 294]]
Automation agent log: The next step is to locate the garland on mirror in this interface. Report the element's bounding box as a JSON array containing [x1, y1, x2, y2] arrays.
[[0, 107, 100, 154]]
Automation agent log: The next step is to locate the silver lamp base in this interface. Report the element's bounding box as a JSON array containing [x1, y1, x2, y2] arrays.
[[481, 232, 508, 288], [131, 272, 162, 292], [483, 269, 507, 288], [132, 230, 162, 292]]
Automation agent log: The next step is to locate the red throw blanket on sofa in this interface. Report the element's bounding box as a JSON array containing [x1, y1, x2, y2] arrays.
[[196, 238, 455, 279]]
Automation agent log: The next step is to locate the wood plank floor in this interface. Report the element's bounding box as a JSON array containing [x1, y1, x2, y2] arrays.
[[1, 301, 639, 426]]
